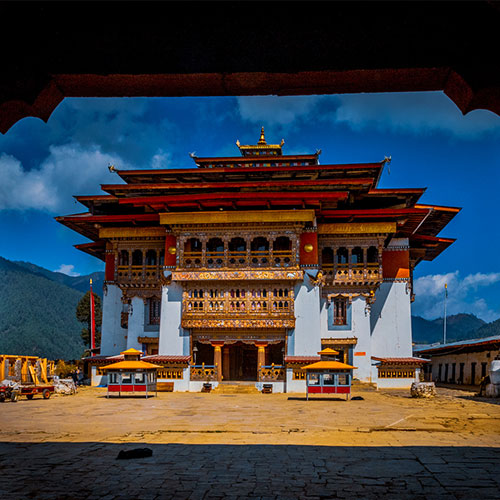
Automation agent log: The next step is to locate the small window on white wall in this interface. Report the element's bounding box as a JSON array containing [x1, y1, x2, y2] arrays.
[[149, 298, 161, 325], [333, 298, 347, 325]]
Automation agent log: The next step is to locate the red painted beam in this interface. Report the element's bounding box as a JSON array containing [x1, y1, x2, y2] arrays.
[[57, 213, 160, 223], [102, 178, 374, 194], [119, 191, 349, 206], [320, 208, 430, 218], [116, 162, 382, 179]]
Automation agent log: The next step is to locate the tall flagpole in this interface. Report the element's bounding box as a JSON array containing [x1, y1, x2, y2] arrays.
[[90, 278, 96, 356], [443, 283, 448, 344]]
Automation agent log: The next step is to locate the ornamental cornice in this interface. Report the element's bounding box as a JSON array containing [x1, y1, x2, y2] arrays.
[[384, 245, 410, 251], [318, 235, 385, 246], [176, 227, 302, 238], [184, 318, 295, 329], [112, 237, 165, 243], [172, 270, 304, 281], [118, 285, 161, 301]]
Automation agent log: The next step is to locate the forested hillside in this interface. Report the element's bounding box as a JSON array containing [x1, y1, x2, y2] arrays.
[[0, 257, 104, 359], [412, 313, 487, 345]]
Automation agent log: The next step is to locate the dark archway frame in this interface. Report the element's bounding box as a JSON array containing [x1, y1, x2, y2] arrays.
[[1, 2, 499, 134]]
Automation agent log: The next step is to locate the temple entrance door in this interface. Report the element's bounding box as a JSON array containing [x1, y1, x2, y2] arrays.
[[229, 342, 258, 381]]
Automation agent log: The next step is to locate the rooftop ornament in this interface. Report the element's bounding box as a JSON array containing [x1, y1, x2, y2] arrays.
[[236, 127, 285, 156]]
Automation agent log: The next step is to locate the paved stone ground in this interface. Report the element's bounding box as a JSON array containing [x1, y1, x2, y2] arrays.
[[0, 386, 499, 499]]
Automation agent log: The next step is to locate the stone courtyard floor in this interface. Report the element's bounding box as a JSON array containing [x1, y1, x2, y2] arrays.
[[0, 385, 499, 499]]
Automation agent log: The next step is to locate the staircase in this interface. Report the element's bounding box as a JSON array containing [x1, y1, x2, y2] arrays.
[[213, 381, 260, 394]]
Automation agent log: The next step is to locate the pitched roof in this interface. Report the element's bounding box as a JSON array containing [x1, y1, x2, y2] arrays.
[[101, 360, 162, 370], [371, 356, 429, 365], [413, 336, 500, 355], [302, 361, 356, 370]]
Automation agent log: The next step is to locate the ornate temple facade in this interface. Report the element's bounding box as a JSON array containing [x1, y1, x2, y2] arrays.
[[57, 129, 459, 391]]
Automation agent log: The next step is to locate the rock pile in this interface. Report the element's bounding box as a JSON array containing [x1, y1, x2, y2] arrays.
[[53, 377, 76, 395], [410, 381, 436, 398]]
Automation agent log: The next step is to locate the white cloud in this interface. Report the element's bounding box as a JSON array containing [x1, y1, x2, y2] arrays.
[[150, 148, 171, 169], [334, 92, 500, 138], [413, 271, 500, 322], [54, 264, 80, 277], [237, 95, 321, 125], [0, 144, 129, 212], [236, 92, 500, 138]]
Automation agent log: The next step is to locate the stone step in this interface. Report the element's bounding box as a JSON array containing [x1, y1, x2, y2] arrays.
[[213, 382, 260, 394]]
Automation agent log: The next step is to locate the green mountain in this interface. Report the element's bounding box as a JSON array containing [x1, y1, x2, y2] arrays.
[[471, 317, 500, 339], [412, 313, 487, 345], [14, 260, 104, 298], [0, 257, 104, 360]]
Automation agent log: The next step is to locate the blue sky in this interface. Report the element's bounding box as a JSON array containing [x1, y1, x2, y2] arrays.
[[1, 93, 499, 321]]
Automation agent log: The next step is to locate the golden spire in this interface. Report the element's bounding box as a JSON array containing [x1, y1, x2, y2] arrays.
[[258, 126, 267, 145]]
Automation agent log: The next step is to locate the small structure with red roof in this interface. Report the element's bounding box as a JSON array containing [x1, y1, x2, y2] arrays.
[[302, 348, 356, 400], [101, 348, 161, 398]]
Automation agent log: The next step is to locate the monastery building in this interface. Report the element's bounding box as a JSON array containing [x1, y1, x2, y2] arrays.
[[57, 129, 459, 391]]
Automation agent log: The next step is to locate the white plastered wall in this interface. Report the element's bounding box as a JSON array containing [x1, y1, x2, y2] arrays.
[[127, 296, 145, 350], [100, 284, 127, 356], [159, 282, 188, 356], [370, 281, 412, 359], [289, 272, 322, 356]]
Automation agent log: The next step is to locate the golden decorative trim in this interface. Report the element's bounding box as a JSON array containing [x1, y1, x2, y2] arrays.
[[183, 318, 295, 329], [173, 270, 303, 281], [318, 222, 396, 234], [160, 209, 315, 225], [193, 331, 286, 342], [322, 337, 358, 346], [99, 227, 166, 238], [138, 337, 159, 344]]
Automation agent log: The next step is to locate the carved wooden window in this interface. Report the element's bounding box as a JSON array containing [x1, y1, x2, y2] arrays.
[[352, 247, 363, 264], [367, 246, 378, 263], [321, 247, 334, 265], [333, 298, 347, 325], [118, 250, 129, 266], [336, 247, 348, 264], [292, 368, 306, 380], [132, 250, 143, 266], [145, 250, 157, 266], [149, 298, 161, 325]]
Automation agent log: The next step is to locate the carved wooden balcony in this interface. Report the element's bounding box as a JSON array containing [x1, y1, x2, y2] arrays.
[[321, 263, 382, 285], [183, 293, 294, 319], [180, 250, 296, 270], [181, 288, 296, 329], [116, 265, 161, 284]]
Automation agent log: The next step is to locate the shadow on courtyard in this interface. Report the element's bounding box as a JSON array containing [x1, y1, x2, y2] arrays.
[[1, 442, 499, 499], [456, 395, 500, 406]]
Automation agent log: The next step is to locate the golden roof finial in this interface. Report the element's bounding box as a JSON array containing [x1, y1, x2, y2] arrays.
[[258, 126, 266, 145]]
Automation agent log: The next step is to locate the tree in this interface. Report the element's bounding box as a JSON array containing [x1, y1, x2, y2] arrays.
[[76, 291, 102, 349]]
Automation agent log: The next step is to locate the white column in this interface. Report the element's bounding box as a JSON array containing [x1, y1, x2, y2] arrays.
[[127, 296, 145, 350], [100, 284, 127, 356], [159, 282, 186, 355], [289, 272, 322, 355]]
